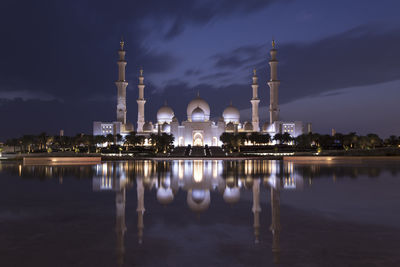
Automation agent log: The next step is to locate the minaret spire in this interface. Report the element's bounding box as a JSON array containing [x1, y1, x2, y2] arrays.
[[251, 68, 260, 131], [268, 40, 280, 124], [116, 40, 128, 125], [137, 68, 146, 132]]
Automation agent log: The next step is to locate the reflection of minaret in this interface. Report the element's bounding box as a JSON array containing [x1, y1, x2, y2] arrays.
[[268, 40, 280, 124], [270, 186, 281, 264], [136, 177, 145, 244], [251, 69, 260, 132], [252, 178, 261, 243], [116, 39, 128, 125], [137, 69, 146, 132], [115, 188, 126, 267]]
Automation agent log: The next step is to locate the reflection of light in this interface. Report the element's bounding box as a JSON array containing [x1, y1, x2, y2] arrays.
[[18, 164, 22, 176], [178, 160, 184, 179], [212, 160, 218, 179], [144, 161, 149, 178], [193, 160, 203, 183]]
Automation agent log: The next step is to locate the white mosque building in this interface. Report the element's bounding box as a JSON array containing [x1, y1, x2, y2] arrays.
[[93, 39, 311, 146]]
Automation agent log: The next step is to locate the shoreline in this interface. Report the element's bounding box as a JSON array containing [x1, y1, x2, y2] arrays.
[[2, 153, 400, 163]]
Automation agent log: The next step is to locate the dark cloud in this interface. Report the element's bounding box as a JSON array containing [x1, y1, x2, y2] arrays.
[[199, 71, 231, 81], [185, 69, 203, 76], [212, 44, 264, 68], [210, 25, 400, 103]]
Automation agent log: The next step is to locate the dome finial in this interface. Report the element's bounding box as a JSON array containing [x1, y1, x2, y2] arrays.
[[230, 100, 233, 106], [272, 39, 276, 49], [253, 68, 257, 76], [139, 67, 143, 76], [197, 90, 200, 97], [120, 36, 124, 50]]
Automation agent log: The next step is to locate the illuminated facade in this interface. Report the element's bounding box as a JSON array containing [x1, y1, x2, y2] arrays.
[[93, 40, 310, 144]]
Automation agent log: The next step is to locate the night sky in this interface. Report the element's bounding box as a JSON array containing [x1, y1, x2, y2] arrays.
[[1, 0, 400, 141]]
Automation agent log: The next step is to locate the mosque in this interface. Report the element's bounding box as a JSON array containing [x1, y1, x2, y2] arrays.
[[93, 40, 310, 146]]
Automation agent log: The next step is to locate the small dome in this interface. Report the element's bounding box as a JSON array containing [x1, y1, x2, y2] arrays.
[[223, 104, 240, 123], [157, 105, 174, 123], [262, 122, 270, 131], [143, 121, 153, 132], [162, 122, 170, 132], [223, 187, 240, 204], [244, 121, 253, 131], [191, 107, 205, 122], [187, 95, 210, 121], [156, 187, 174, 205], [123, 122, 134, 132], [226, 122, 235, 132], [187, 189, 210, 212]]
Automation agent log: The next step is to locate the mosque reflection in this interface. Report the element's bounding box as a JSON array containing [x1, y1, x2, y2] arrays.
[[2, 159, 400, 266], [91, 160, 293, 266]]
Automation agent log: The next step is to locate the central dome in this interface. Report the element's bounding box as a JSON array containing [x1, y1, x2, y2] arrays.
[[191, 107, 205, 122], [223, 104, 240, 123], [187, 95, 210, 121], [157, 105, 174, 123]]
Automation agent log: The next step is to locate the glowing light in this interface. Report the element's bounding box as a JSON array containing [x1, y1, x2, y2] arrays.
[[193, 160, 203, 182]]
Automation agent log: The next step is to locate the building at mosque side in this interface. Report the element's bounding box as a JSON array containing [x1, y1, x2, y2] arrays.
[[93, 39, 311, 146]]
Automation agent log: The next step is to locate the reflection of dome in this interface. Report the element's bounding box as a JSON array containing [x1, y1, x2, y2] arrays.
[[187, 189, 210, 212], [226, 122, 235, 132], [157, 105, 174, 123], [223, 187, 240, 204], [244, 121, 253, 131], [262, 122, 270, 131], [187, 96, 210, 121], [143, 121, 153, 132], [223, 104, 240, 123], [156, 187, 174, 205], [162, 122, 170, 132], [191, 107, 205, 122]]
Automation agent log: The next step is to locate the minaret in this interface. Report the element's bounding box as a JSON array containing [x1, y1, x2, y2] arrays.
[[115, 188, 126, 267], [270, 186, 281, 264], [137, 68, 146, 132], [116, 39, 128, 125], [251, 69, 260, 132], [268, 40, 280, 124], [252, 178, 261, 243], [136, 177, 145, 244]]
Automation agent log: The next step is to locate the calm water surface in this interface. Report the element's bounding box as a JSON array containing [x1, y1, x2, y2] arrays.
[[1, 159, 400, 267]]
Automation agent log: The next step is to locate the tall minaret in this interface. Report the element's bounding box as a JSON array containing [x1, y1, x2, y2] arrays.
[[116, 39, 128, 125], [268, 40, 280, 124], [137, 68, 146, 132], [251, 69, 260, 132]]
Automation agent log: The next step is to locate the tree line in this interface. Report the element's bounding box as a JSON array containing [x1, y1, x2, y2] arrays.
[[3, 131, 399, 154], [220, 132, 400, 151], [4, 132, 174, 154]]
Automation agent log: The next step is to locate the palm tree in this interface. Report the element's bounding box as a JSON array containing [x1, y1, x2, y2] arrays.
[[106, 134, 114, 147], [385, 135, 399, 147], [273, 133, 283, 144], [281, 132, 293, 145]]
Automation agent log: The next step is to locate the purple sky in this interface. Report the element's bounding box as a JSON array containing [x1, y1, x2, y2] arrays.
[[1, 0, 400, 140]]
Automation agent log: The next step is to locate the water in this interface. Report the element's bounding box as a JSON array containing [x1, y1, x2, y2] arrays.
[[0, 159, 400, 267]]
